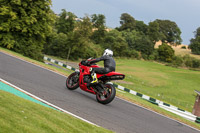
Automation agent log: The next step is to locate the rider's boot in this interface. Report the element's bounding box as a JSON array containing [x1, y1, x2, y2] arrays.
[[87, 68, 98, 89], [90, 68, 98, 83], [91, 72, 98, 83]]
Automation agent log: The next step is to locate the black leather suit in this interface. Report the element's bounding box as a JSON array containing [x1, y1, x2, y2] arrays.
[[89, 55, 116, 74]]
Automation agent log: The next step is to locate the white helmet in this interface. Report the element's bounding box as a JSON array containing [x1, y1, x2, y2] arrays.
[[103, 49, 113, 56]]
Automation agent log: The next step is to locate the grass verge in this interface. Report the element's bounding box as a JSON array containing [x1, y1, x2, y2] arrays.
[[0, 90, 112, 133], [115, 58, 200, 112], [115, 90, 200, 130]]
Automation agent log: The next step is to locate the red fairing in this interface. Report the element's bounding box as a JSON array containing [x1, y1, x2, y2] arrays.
[[105, 71, 125, 76], [90, 64, 99, 68], [77, 60, 125, 94], [67, 59, 125, 104]]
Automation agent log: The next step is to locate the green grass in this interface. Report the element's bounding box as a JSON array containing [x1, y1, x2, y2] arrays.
[[115, 58, 200, 112], [0, 90, 112, 133]]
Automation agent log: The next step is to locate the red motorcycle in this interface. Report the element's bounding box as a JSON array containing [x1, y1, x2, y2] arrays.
[[66, 59, 125, 104]]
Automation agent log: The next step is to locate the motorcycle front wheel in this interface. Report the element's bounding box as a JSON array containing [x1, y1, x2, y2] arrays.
[[66, 72, 79, 90], [96, 83, 116, 104]]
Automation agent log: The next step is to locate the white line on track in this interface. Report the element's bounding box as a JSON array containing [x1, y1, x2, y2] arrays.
[[0, 78, 99, 127]]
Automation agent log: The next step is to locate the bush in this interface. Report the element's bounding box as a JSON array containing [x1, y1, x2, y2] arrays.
[[183, 55, 193, 67], [157, 43, 175, 62], [185, 59, 193, 67], [148, 50, 159, 60], [192, 59, 200, 68], [181, 46, 186, 49], [141, 54, 148, 60], [126, 49, 141, 59], [183, 55, 200, 68], [172, 56, 183, 67]]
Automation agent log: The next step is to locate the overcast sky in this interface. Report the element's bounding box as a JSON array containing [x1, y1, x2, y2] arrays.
[[51, 0, 200, 45]]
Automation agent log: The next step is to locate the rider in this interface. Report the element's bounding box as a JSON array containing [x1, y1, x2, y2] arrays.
[[87, 49, 116, 83]]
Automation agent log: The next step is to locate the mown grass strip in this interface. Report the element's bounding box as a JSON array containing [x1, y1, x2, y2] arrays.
[[0, 90, 112, 133], [0, 81, 56, 110]]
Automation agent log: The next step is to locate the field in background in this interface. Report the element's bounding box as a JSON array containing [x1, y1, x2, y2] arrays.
[[155, 41, 200, 60], [115, 58, 200, 112]]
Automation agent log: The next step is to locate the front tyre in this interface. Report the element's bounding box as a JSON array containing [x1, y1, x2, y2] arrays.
[[66, 72, 79, 90], [96, 83, 116, 104]]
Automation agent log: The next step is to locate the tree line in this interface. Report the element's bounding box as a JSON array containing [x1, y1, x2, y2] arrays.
[[1, 0, 200, 68], [44, 10, 182, 60]]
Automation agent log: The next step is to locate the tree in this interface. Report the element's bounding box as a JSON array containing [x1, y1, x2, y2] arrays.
[[56, 9, 76, 34], [91, 14, 106, 29], [147, 21, 160, 43], [0, 0, 54, 61], [122, 30, 139, 49], [154, 19, 182, 45], [91, 14, 106, 44], [122, 30, 155, 56], [134, 35, 154, 57], [44, 13, 102, 60], [118, 13, 136, 31], [195, 27, 200, 38], [103, 30, 128, 57], [75, 15, 93, 39], [157, 43, 175, 62], [47, 33, 69, 58], [189, 27, 200, 55], [69, 15, 101, 60], [44, 9, 76, 59], [135, 20, 148, 34]]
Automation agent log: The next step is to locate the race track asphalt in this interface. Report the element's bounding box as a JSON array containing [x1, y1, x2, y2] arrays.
[[0, 51, 199, 133]]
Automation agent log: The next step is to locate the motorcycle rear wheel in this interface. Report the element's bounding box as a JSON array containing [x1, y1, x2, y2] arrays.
[[96, 83, 116, 104], [66, 72, 79, 90]]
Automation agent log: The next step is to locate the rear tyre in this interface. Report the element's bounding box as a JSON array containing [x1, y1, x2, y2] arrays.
[[66, 72, 79, 90], [96, 83, 116, 104]]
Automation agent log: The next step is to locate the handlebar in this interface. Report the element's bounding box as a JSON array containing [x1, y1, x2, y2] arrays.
[[80, 60, 90, 66], [81, 59, 96, 66], [80, 57, 93, 66]]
